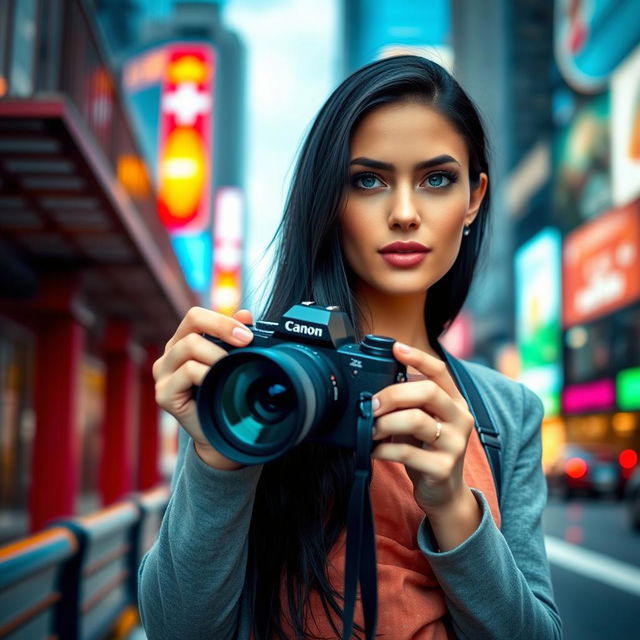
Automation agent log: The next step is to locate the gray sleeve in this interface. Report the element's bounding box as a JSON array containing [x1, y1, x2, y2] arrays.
[[418, 385, 562, 640], [138, 437, 262, 640]]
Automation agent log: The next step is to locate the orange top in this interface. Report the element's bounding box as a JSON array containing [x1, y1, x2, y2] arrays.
[[295, 424, 502, 639]]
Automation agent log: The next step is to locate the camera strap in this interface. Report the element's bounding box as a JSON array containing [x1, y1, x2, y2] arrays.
[[340, 357, 501, 639], [341, 391, 378, 640], [442, 351, 502, 500]]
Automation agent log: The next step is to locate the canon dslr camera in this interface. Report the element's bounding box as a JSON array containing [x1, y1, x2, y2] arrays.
[[196, 302, 407, 464]]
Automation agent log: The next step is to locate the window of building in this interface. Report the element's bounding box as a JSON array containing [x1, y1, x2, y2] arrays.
[[0, 320, 35, 544], [9, 0, 37, 96], [77, 354, 105, 515]]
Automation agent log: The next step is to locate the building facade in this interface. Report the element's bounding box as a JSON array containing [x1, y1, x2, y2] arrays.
[[0, 0, 204, 541]]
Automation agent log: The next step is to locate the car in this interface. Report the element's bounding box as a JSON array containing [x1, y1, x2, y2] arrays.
[[624, 467, 640, 531], [546, 444, 636, 500]]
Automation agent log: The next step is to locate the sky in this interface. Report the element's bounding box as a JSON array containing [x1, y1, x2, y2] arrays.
[[222, 0, 342, 310]]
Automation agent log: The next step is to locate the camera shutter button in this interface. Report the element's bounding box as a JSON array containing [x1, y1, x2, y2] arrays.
[[360, 335, 395, 357]]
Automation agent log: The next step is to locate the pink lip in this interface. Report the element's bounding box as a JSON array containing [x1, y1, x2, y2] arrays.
[[378, 241, 430, 268], [379, 241, 429, 253]]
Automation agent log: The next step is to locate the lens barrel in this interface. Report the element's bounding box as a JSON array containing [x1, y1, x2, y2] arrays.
[[197, 345, 338, 464]]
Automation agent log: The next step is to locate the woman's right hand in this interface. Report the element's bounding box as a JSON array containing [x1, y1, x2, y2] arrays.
[[153, 306, 254, 470]]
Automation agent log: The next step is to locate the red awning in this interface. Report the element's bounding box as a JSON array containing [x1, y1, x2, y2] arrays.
[[0, 96, 198, 342]]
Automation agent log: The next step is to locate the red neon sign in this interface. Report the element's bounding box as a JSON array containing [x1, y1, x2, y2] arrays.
[[157, 43, 215, 232], [562, 379, 615, 414]]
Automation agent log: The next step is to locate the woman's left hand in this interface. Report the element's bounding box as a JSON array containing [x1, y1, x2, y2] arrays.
[[371, 342, 482, 547]]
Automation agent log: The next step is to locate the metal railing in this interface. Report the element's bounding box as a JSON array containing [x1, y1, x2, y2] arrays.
[[0, 487, 169, 639]]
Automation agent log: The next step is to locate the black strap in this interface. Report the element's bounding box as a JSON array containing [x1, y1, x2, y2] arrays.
[[442, 351, 502, 499], [341, 392, 378, 640]]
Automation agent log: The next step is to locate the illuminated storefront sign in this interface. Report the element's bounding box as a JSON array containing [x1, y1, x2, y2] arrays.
[[121, 42, 221, 301], [563, 378, 615, 414], [157, 43, 215, 233], [515, 228, 563, 416], [211, 187, 243, 315], [617, 367, 640, 411], [563, 202, 640, 327]]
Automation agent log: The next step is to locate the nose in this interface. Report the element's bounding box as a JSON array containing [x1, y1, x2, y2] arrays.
[[388, 183, 421, 230]]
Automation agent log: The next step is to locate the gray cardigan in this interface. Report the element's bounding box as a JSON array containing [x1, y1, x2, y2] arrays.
[[139, 361, 563, 639]]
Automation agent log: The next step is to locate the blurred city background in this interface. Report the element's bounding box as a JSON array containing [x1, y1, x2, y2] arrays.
[[0, 0, 639, 638]]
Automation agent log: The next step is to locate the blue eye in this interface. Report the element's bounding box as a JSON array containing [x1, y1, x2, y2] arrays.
[[426, 172, 454, 188], [353, 173, 383, 190]]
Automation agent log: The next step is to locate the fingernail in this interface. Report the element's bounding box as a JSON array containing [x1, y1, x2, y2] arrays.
[[232, 327, 253, 343], [372, 396, 380, 413], [395, 342, 411, 353]]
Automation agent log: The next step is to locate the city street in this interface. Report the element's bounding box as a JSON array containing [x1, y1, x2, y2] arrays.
[[1, 1, 639, 637], [543, 497, 640, 639]]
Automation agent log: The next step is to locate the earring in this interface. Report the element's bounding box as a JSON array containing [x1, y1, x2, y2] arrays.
[[463, 225, 471, 237]]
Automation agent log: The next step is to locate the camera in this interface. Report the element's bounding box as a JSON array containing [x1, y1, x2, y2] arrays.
[[196, 302, 407, 464]]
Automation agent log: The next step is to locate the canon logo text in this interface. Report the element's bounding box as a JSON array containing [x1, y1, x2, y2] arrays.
[[284, 320, 323, 338]]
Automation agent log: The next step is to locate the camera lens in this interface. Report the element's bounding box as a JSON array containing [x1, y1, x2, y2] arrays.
[[247, 381, 291, 423], [223, 360, 298, 446], [197, 346, 339, 464]]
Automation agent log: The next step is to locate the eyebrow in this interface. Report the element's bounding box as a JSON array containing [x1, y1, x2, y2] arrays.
[[349, 154, 461, 171]]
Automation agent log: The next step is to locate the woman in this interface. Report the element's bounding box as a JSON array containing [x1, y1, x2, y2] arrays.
[[141, 56, 562, 639]]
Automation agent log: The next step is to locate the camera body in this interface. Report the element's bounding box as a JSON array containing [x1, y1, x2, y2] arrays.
[[197, 302, 407, 464]]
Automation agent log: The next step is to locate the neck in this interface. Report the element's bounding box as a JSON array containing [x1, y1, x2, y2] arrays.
[[355, 284, 439, 359]]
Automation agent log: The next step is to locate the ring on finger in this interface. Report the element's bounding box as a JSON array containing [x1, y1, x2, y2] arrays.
[[433, 420, 442, 443]]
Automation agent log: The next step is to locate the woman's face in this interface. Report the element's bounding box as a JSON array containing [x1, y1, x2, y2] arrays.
[[340, 101, 487, 299]]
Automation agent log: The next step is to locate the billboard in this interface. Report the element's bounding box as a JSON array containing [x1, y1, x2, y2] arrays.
[[554, 0, 640, 93], [552, 91, 611, 229], [611, 44, 640, 207], [157, 43, 215, 233], [123, 42, 217, 300], [515, 228, 563, 416], [563, 202, 640, 327]]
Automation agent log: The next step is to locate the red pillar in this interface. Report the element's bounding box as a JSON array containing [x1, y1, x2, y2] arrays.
[[137, 345, 161, 490], [29, 275, 85, 532], [99, 319, 137, 506]]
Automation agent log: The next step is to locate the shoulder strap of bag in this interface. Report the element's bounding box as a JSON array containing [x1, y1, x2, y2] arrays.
[[441, 350, 502, 500]]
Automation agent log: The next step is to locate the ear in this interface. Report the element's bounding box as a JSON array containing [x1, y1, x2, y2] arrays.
[[464, 172, 488, 226]]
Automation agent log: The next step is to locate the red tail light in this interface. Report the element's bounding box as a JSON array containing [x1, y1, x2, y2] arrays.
[[565, 457, 588, 479], [619, 449, 638, 470]]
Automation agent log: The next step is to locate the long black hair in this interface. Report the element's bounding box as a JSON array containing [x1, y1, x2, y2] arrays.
[[248, 55, 492, 639]]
